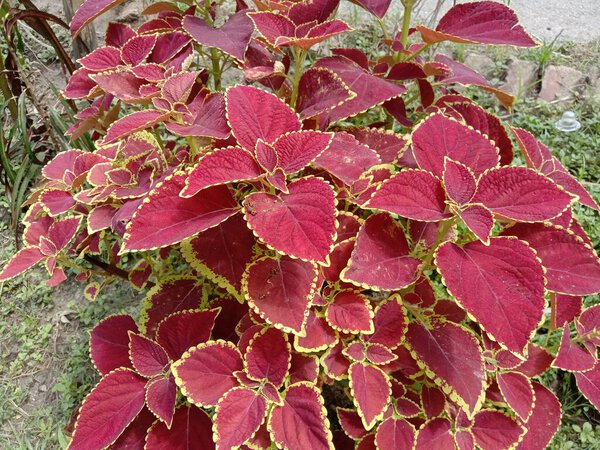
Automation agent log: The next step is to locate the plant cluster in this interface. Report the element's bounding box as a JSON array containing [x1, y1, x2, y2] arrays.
[[1, 0, 600, 449]]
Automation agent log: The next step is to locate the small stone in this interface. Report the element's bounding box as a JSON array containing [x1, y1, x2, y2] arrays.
[[539, 65, 585, 102], [500, 59, 538, 97], [464, 53, 496, 77]]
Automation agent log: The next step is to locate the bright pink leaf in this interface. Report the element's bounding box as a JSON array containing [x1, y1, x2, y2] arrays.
[[123, 172, 238, 252], [214, 387, 267, 449], [70, 0, 126, 37], [245, 327, 291, 386], [367, 170, 451, 221], [243, 177, 336, 263], [341, 213, 421, 291], [104, 110, 170, 144], [90, 314, 138, 375], [406, 321, 485, 416], [243, 255, 317, 335], [349, 362, 391, 430], [294, 309, 338, 352], [269, 383, 333, 450], [40, 189, 76, 216], [436, 237, 545, 353], [348, 128, 408, 165], [553, 326, 596, 372], [226, 85, 300, 151], [78, 46, 122, 71], [172, 340, 242, 407], [337, 407, 368, 440], [68, 369, 146, 450]]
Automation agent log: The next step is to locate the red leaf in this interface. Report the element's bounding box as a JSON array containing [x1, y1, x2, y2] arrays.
[[122, 34, 156, 66], [553, 294, 583, 328], [104, 110, 170, 144], [347, 127, 408, 165], [247, 12, 295, 46], [245, 327, 291, 386], [141, 277, 202, 338], [165, 92, 230, 139], [91, 70, 145, 102], [0, 247, 45, 281], [68, 369, 146, 450], [40, 189, 76, 216], [513, 128, 599, 211], [365, 344, 397, 365], [146, 404, 215, 449], [79, 46, 122, 71], [364, 297, 407, 350], [351, 0, 391, 18], [297, 68, 355, 119], [129, 333, 169, 378], [443, 158, 476, 206], [553, 326, 596, 372], [438, 97, 513, 165], [326, 290, 374, 334], [269, 382, 334, 450], [471, 410, 524, 450], [473, 167, 573, 222], [156, 309, 218, 361], [226, 85, 300, 151], [338, 407, 367, 440], [504, 223, 600, 296], [274, 130, 333, 174], [243, 177, 336, 263], [322, 341, 350, 379], [497, 371, 534, 421], [575, 363, 600, 413], [111, 408, 155, 449], [182, 147, 262, 197], [313, 132, 381, 185], [367, 170, 451, 221], [436, 237, 545, 353], [145, 375, 176, 427], [412, 113, 499, 178], [349, 362, 391, 430], [341, 213, 421, 291], [458, 204, 494, 244], [70, 0, 126, 37], [416, 1, 536, 47], [243, 255, 318, 335], [516, 383, 562, 450], [405, 321, 485, 416], [172, 340, 242, 407], [576, 305, 600, 347], [415, 418, 454, 450], [182, 213, 256, 297], [513, 343, 554, 378], [183, 12, 254, 61], [294, 309, 338, 352], [289, 353, 319, 384], [123, 172, 238, 252], [375, 418, 416, 450], [90, 315, 138, 375], [315, 56, 405, 124], [420, 385, 445, 419], [214, 387, 267, 449]]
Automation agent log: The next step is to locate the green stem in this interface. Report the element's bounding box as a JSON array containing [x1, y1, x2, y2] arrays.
[[377, 18, 390, 41], [421, 217, 455, 270], [400, 0, 415, 49], [289, 49, 307, 109], [405, 43, 431, 61]]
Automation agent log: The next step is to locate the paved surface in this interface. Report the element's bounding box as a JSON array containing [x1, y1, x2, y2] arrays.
[[414, 0, 600, 43]]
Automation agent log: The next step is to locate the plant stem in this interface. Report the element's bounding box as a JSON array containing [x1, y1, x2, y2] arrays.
[[400, 0, 415, 49], [289, 49, 307, 109], [421, 217, 455, 270]]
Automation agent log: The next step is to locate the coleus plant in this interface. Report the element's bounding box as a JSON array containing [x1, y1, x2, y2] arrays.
[[1, 0, 600, 448]]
